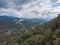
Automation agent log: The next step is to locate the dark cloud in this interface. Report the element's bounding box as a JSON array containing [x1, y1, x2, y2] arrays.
[[0, 0, 8, 8], [0, 0, 32, 9], [50, 0, 58, 3], [14, 6, 23, 11], [14, 0, 32, 5], [30, 11, 40, 14]]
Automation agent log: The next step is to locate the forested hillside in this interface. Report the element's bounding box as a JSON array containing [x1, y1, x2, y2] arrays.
[[0, 14, 60, 45]]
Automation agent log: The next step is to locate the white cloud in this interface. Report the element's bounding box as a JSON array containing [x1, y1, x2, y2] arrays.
[[0, 0, 60, 18], [52, 6, 60, 12], [56, 0, 60, 3]]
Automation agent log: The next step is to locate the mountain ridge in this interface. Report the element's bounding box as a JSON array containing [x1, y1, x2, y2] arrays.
[[0, 14, 60, 45]]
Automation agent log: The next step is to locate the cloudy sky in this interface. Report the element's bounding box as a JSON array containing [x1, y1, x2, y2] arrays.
[[0, 0, 60, 18]]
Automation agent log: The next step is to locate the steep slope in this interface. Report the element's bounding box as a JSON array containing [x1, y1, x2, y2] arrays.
[[0, 16, 50, 35], [45, 14, 60, 30], [0, 15, 60, 45], [13, 14, 60, 45], [0, 16, 25, 35], [16, 14, 60, 45]]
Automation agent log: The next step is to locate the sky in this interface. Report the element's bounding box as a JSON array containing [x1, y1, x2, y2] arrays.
[[0, 0, 60, 18]]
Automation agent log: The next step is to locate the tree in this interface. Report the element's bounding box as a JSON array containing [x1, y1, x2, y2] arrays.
[[54, 29, 60, 38], [21, 35, 45, 45], [54, 38, 60, 45], [44, 29, 53, 45]]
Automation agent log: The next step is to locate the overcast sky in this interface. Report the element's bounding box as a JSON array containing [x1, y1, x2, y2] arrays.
[[0, 0, 60, 18]]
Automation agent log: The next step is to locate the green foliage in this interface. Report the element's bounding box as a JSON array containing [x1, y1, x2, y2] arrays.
[[54, 29, 60, 38], [44, 29, 53, 39], [21, 35, 45, 45], [0, 14, 60, 45], [54, 38, 60, 45]]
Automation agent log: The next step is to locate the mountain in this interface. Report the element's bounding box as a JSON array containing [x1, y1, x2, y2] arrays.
[[0, 16, 20, 22], [16, 14, 60, 45], [0, 14, 60, 45], [42, 14, 60, 31], [0, 16, 25, 35], [20, 18, 51, 27], [0, 16, 50, 35], [34, 14, 60, 32], [0, 15, 50, 27]]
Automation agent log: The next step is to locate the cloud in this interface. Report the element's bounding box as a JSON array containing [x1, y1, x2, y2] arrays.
[[0, 0, 8, 8], [0, 0, 60, 18], [13, 0, 32, 5], [52, 6, 60, 13]]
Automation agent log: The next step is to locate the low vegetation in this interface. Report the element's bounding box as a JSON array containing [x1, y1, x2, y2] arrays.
[[0, 14, 60, 45]]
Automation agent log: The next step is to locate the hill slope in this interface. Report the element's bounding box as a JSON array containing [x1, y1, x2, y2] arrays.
[[15, 14, 60, 45], [43, 14, 60, 31], [1, 15, 59, 45], [0, 16, 50, 35]]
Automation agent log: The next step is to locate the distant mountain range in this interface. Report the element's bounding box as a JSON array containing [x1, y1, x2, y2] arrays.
[[0, 15, 60, 45], [0, 15, 51, 27], [0, 15, 51, 35]]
